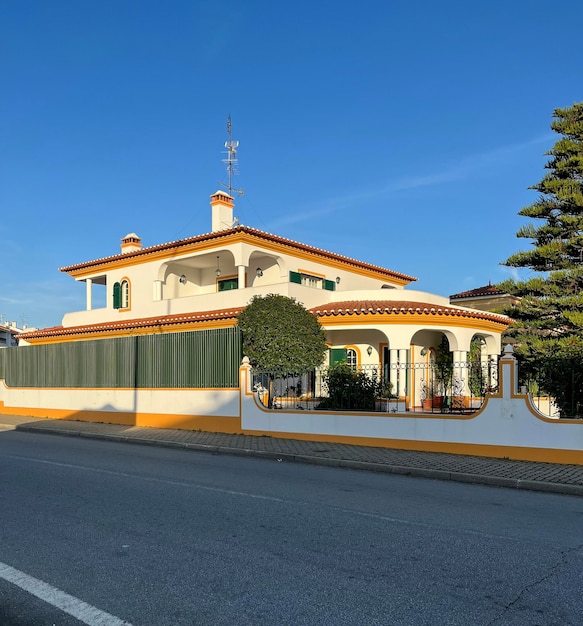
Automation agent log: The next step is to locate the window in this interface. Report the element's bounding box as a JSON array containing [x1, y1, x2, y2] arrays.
[[302, 274, 321, 288], [329, 347, 358, 368], [113, 279, 130, 309], [346, 349, 357, 368], [289, 271, 335, 291], [218, 277, 238, 291], [120, 280, 129, 308]]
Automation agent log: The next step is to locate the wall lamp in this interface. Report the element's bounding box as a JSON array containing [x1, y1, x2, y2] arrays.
[[335, 276, 341, 284], [215, 256, 221, 277], [367, 345, 373, 356], [256, 267, 263, 278], [420, 347, 428, 356], [179, 274, 187, 285]]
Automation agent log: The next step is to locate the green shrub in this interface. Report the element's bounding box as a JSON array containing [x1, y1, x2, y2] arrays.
[[318, 362, 389, 411]]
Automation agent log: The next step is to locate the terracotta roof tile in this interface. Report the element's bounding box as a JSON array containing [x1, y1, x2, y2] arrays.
[[18, 308, 244, 340], [59, 226, 416, 283], [310, 300, 511, 324], [449, 284, 506, 299]]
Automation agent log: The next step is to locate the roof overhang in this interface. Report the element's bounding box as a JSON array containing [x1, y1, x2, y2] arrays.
[[60, 226, 416, 286]]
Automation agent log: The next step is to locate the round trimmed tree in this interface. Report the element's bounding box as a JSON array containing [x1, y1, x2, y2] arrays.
[[237, 295, 328, 407], [237, 294, 327, 373]]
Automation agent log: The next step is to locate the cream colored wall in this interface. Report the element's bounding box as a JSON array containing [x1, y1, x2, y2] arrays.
[[62, 282, 335, 327], [322, 321, 498, 355], [329, 289, 451, 307], [64, 240, 403, 327]]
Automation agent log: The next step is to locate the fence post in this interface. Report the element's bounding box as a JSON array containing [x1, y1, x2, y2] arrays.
[[240, 356, 252, 394], [499, 344, 518, 397]]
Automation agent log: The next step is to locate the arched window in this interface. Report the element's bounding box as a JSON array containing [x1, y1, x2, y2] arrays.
[[120, 280, 129, 309], [113, 280, 130, 310], [346, 348, 357, 368]]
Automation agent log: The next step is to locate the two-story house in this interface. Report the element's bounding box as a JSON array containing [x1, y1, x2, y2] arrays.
[[17, 190, 510, 411]]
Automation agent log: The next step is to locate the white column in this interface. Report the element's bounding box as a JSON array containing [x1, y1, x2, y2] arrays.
[[237, 265, 246, 288], [153, 280, 162, 302], [389, 349, 399, 398], [397, 349, 408, 397], [85, 278, 92, 311]]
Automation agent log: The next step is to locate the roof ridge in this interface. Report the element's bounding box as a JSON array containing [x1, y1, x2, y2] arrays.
[[59, 226, 416, 282]]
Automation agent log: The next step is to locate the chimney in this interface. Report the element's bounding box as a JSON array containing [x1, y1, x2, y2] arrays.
[[121, 233, 142, 254], [210, 191, 235, 232]]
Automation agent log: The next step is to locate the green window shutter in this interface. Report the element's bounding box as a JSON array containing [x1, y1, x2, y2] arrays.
[[289, 271, 302, 284], [330, 348, 347, 366], [323, 279, 335, 291], [113, 282, 121, 309]]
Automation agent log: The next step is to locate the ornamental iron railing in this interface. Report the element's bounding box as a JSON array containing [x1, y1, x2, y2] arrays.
[[518, 361, 583, 419], [251, 359, 499, 413]]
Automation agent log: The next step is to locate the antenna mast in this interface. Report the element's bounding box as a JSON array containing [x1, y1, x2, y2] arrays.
[[220, 115, 244, 197]]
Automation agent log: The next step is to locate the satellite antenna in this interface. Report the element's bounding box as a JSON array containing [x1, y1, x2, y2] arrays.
[[219, 115, 244, 198]]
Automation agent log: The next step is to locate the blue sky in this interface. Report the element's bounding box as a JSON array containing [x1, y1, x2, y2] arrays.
[[1, 1, 582, 329]]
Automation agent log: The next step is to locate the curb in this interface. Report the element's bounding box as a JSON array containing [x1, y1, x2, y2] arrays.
[[13, 424, 583, 497]]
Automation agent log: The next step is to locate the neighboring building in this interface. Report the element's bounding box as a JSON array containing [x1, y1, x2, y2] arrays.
[[0, 323, 19, 348], [0, 321, 36, 348], [449, 282, 520, 313], [17, 191, 511, 410]]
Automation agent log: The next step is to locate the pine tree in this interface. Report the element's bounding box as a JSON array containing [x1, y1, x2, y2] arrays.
[[499, 102, 583, 417]]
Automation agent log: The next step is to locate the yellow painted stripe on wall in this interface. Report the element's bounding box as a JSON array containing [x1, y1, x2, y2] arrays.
[[239, 429, 583, 465], [0, 403, 243, 433], [320, 314, 507, 332]]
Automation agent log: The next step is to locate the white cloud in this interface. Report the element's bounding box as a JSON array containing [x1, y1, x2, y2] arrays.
[[266, 133, 554, 231], [386, 133, 553, 193]]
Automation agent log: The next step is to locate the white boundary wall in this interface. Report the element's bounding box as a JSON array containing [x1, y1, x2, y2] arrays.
[[0, 380, 241, 432], [1, 345, 582, 463], [240, 346, 583, 463], [0, 383, 239, 416]]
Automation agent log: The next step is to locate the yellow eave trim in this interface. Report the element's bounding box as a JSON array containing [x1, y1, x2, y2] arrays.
[[318, 312, 508, 332], [62, 231, 413, 286], [21, 319, 239, 345]]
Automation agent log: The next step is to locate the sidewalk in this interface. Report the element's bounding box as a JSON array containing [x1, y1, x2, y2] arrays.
[[2, 413, 582, 496]]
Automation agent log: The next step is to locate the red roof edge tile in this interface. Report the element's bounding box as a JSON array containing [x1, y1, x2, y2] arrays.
[[18, 308, 244, 340]]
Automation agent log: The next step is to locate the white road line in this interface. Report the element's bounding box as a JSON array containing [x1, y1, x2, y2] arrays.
[[0, 562, 133, 626]]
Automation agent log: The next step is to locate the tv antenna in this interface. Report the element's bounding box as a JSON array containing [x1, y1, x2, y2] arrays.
[[219, 115, 244, 198]]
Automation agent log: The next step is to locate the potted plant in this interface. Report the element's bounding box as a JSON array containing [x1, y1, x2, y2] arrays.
[[420, 379, 437, 410], [375, 380, 397, 411], [434, 337, 454, 408]]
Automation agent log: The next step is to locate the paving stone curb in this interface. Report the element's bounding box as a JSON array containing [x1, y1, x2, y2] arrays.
[[12, 423, 583, 497]]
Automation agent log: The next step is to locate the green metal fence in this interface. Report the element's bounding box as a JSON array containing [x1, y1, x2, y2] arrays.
[[0, 327, 242, 389]]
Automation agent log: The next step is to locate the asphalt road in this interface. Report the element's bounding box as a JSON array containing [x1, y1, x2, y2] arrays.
[[0, 430, 582, 626]]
